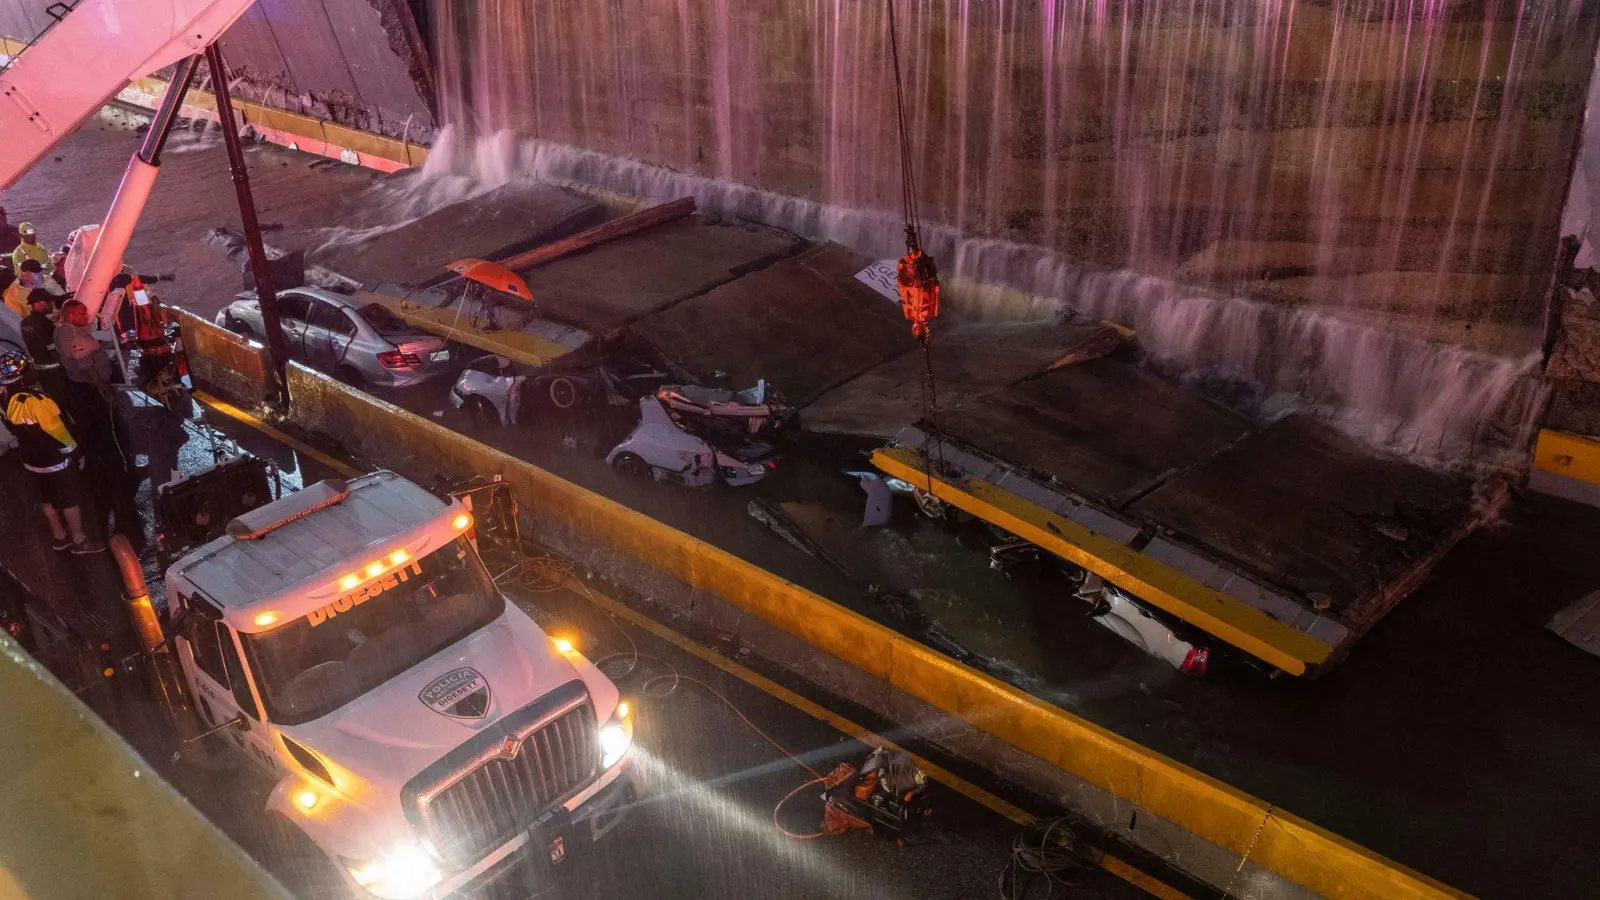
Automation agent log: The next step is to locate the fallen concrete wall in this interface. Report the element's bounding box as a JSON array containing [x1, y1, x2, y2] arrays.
[[214, 0, 435, 142], [173, 305, 1470, 899]]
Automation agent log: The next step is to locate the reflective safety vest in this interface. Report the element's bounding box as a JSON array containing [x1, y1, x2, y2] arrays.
[[4, 390, 77, 473], [130, 278, 171, 351]]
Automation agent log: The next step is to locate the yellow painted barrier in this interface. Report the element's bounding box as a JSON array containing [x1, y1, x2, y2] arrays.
[[175, 309, 278, 407], [265, 356, 1469, 900], [120, 76, 426, 172], [871, 447, 1335, 676], [1533, 428, 1600, 487], [0, 633, 291, 900]]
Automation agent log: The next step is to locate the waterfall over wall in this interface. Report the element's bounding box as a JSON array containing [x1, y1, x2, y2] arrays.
[[427, 1, 1600, 466]]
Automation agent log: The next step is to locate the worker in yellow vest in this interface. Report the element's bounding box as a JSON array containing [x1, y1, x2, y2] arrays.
[[0, 349, 101, 554], [11, 222, 52, 274]]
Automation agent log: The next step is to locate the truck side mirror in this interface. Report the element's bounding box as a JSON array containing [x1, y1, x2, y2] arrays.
[[166, 607, 195, 639]]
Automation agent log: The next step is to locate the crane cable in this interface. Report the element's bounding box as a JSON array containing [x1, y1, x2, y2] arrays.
[[886, 0, 947, 509]]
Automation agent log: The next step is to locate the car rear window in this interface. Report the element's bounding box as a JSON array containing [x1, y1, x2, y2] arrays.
[[358, 303, 412, 336]]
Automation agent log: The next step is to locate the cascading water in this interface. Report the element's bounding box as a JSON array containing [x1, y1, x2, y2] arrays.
[[425, 0, 1600, 468]]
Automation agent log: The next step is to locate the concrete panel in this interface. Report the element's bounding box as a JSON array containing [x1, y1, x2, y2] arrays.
[[802, 322, 1121, 438], [217, 5, 297, 96], [317, 0, 435, 128], [308, 181, 602, 287], [938, 358, 1256, 507], [1130, 416, 1486, 628], [517, 216, 801, 332], [632, 242, 917, 406], [253, 0, 361, 101]]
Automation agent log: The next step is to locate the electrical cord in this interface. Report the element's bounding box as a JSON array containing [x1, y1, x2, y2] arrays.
[[998, 817, 1099, 900], [480, 518, 857, 839], [480, 529, 844, 841]]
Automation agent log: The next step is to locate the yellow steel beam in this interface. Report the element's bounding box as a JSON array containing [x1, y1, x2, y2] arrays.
[[1533, 428, 1600, 487], [357, 292, 577, 368], [871, 446, 1333, 675]]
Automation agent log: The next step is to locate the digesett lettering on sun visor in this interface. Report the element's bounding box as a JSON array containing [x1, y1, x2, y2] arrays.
[[310, 560, 425, 626]]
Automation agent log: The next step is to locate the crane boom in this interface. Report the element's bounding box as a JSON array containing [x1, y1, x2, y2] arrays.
[[0, 0, 254, 190], [0, 0, 256, 327]]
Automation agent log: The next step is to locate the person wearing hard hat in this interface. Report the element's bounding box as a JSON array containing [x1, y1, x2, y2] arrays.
[[3, 259, 63, 319], [0, 349, 102, 554], [12, 222, 51, 274]]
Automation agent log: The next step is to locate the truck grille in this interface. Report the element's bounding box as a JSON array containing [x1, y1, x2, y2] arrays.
[[403, 681, 599, 867]]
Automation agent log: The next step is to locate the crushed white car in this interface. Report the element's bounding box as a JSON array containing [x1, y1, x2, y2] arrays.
[[607, 396, 778, 487]]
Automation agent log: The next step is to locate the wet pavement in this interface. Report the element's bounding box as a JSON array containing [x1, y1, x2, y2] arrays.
[[11, 107, 1600, 898], [0, 401, 1160, 900]]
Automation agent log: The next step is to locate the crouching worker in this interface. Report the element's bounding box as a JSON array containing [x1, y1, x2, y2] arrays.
[[0, 349, 103, 554]]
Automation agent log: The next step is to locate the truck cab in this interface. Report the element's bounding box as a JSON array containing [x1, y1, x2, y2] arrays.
[[165, 471, 634, 898]]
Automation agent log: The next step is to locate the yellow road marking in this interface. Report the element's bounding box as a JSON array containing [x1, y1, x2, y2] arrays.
[[192, 391, 361, 477], [572, 579, 1190, 900], [197, 385, 1187, 898]]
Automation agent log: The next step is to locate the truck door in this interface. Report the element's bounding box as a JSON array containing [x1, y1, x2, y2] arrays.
[[177, 600, 278, 775]]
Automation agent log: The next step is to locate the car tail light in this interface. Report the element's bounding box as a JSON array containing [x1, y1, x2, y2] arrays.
[[765, 458, 779, 470], [1181, 647, 1209, 678], [377, 350, 421, 369]]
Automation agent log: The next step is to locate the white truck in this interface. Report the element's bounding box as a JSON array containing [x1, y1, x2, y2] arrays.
[[164, 470, 634, 898]]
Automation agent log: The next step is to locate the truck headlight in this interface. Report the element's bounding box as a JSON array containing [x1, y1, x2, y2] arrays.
[[344, 843, 442, 898], [598, 713, 632, 769]]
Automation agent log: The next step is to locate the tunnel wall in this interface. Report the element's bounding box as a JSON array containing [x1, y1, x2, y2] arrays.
[[428, 0, 1600, 334]]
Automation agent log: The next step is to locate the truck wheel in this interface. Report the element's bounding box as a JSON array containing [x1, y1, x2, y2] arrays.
[[613, 452, 650, 479], [261, 813, 351, 900]]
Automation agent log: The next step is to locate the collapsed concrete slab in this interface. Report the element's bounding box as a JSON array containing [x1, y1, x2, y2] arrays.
[[517, 217, 802, 333], [633, 243, 917, 405], [310, 179, 604, 287], [802, 322, 1120, 439]]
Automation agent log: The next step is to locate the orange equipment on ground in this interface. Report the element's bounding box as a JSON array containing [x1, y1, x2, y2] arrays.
[[896, 247, 940, 338]]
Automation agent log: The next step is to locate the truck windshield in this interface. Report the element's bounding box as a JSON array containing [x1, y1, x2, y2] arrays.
[[242, 537, 504, 725]]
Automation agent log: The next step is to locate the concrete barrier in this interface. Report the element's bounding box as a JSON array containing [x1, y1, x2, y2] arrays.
[[0, 629, 293, 900], [175, 309, 277, 407], [177, 312, 1467, 899]]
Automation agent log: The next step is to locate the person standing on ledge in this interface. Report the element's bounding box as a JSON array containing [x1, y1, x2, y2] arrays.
[[0, 349, 103, 554]]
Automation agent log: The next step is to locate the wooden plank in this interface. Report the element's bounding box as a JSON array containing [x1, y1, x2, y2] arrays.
[[499, 197, 697, 272]]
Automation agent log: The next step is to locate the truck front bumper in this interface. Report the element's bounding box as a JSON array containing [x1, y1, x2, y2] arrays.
[[435, 764, 637, 899]]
